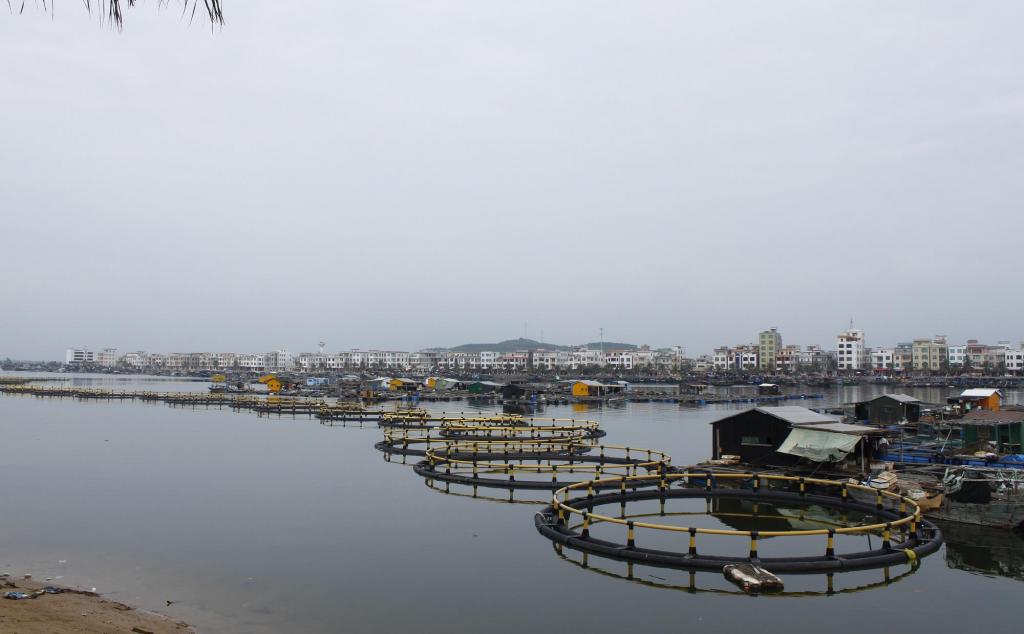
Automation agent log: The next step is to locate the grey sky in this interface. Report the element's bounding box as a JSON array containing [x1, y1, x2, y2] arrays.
[[2, 1, 1023, 360]]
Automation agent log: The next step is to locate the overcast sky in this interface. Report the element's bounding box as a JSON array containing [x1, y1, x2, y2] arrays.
[[2, 1, 1023, 359]]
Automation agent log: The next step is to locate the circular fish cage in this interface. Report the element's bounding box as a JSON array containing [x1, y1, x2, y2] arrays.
[[375, 418, 607, 456], [378, 412, 527, 429], [535, 472, 943, 574], [414, 443, 673, 491]]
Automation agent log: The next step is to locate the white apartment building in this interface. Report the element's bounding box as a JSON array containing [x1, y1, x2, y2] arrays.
[[238, 353, 266, 372], [836, 329, 867, 371], [65, 348, 97, 364], [496, 351, 530, 371], [1006, 346, 1024, 374], [532, 350, 563, 371], [870, 348, 894, 371], [477, 351, 501, 370], [121, 351, 146, 369], [216, 352, 238, 370], [711, 345, 759, 371], [948, 345, 966, 366], [97, 348, 119, 367]]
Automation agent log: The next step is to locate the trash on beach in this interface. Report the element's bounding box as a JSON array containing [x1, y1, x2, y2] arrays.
[[4, 591, 35, 600], [42, 586, 64, 594]]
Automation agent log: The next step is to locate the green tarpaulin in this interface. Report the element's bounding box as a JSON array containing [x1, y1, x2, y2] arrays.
[[777, 428, 860, 463]]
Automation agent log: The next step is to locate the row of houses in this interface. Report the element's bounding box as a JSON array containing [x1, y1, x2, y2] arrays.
[[64, 345, 689, 373], [706, 328, 1024, 375]]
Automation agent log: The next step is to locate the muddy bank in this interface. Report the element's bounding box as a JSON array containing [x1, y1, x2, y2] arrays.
[[1, 575, 191, 633]]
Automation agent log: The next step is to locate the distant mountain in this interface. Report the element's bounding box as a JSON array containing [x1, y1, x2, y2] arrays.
[[447, 338, 637, 353]]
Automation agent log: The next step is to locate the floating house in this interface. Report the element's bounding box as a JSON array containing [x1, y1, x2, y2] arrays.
[[958, 410, 1024, 453], [430, 378, 467, 391], [949, 388, 1003, 412], [710, 406, 887, 471], [854, 394, 922, 425], [571, 380, 625, 398], [628, 383, 681, 396], [757, 383, 782, 396], [468, 381, 504, 395], [387, 378, 419, 392]]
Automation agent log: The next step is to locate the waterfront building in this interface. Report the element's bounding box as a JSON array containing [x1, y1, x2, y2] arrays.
[[692, 355, 714, 372], [532, 350, 562, 371], [65, 347, 96, 364], [836, 329, 867, 371], [97, 348, 119, 367], [775, 345, 801, 373], [870, 347, 894, 372], [216, 352, 238, 370], [238, 353, 266, 372], [711, 345, 758, 371], [121, 351, 147, 369], [796, 345, 829, 371], [496, 350, 530, 371], [1006, 345, 1024, 374], [893, 343, 913, 373], [911, 336, 948, 373], [949, 345, 967, 367], [758, 328, 782, 372]]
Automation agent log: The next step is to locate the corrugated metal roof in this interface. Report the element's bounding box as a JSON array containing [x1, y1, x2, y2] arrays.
[[960, 388, 1003, 398], [882, 393, 921, 404], [961, 410, 1024, 425], [798, 422, 885, 435], [709, 406, 841, 426], [756, 406, 841, 425]]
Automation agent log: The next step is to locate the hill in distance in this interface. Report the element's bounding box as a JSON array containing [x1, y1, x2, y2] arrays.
[[447, 338, 638, 353]]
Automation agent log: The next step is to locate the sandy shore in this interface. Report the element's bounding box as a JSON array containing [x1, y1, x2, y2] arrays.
[[1, 575, 192, 633]]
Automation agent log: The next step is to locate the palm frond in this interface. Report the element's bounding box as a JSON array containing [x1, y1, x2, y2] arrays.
[[22, 0, 225, 29]]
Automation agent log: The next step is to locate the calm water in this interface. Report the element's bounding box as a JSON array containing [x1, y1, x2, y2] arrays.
[[2, 373, 1023, 633]]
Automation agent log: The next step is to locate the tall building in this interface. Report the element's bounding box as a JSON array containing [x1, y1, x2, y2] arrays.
[[836, 329, 867, 371], [97, 348, 119, 367], [758, 328, 782, 372], [911, 336, 948, 373], [65, 347, 96, 364]]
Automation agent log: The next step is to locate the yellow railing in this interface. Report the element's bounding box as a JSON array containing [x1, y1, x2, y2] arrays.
[[550, 472, 921, 557]]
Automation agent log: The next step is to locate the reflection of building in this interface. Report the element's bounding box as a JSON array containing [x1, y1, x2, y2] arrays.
[[942, 521, 1024, 582]]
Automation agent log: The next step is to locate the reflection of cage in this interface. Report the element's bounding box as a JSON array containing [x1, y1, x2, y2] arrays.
[[537, 472, 943, 573], [553, 543, 922, 597]]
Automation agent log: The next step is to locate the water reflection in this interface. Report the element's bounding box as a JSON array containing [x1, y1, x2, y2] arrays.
[[941, 521, 1024, 581], [553, 544, 921, 596]]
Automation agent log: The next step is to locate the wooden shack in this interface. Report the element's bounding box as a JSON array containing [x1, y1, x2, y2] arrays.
[[959, 410, 1024, 454], [854, 393, 921, 425], [710, 406, 885, 471], [948, 388, 1003, 412]]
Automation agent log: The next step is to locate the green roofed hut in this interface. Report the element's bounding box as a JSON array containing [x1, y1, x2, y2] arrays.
[[468, 381, 504, 395]]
